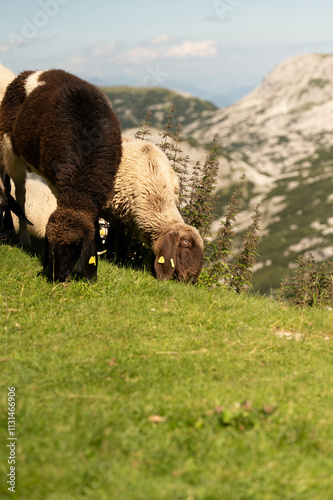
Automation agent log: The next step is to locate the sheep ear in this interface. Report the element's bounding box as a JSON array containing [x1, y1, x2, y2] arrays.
[[154, 232, 178, 281], [6, 190, 33, 226], [4, 174, 33, 225]]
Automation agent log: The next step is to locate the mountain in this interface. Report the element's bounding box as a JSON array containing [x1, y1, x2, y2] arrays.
[[182, 53, 333, 292], [102, 86, 217, 130]]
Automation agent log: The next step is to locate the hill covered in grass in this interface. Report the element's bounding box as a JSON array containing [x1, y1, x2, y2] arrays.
[[1, 244, 333, 498], [102, 86, 217, 130]]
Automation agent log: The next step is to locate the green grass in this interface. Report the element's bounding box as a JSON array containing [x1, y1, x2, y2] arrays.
[[308, 78, 330, 89], [1, 244, 333, 499]]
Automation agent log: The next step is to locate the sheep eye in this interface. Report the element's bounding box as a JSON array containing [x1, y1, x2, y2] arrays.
[[182, 239, 190, 247]]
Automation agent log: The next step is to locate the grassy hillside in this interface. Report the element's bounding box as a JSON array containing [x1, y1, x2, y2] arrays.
[[102, 86, 217, 130], [1, 244, 333, 499]]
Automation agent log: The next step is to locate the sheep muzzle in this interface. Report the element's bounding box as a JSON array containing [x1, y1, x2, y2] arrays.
[[44, 237, 98, 282]]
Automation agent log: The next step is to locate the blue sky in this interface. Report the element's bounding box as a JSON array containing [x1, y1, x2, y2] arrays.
[[1, 0, 333, 105]]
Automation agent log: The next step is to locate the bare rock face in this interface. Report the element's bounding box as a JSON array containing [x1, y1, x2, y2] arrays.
[[185, 54, 333, 181]]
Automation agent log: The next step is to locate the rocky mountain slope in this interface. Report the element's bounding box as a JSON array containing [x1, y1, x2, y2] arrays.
[[184, 53, 333, 179]]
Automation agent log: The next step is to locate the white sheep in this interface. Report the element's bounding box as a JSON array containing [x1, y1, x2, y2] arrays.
[[0, 63, 34, 235], [11, 174, 57, 238], [0, 62, 15, 183], [0, 63, 18, 230], [0, 62, 15, 102], [102, 138, 204, 282]]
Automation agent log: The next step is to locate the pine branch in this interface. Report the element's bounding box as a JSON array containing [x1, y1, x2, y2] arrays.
[[135, 110, 152, 141], [231, 203, 261, 293]]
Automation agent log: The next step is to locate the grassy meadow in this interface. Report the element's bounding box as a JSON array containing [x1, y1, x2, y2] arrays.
[[1, 243, 333, 499]]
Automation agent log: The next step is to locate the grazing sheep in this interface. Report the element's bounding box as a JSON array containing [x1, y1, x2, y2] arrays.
[[10, 174, 57, 238], [101, 137, 204, 283], [11, 138, 204, 282], [0, 62, 21, 233], [0, 69, 122, 281], [0, 62, 15, 101]]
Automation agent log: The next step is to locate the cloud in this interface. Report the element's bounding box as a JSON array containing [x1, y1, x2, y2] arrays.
[[152, 34, 172, 45], [0, 44, 12, 53], [91, 41, 117, 58], [125, 47, 159, 63], [165, 40, 218, 58], [61, 38, 219, 76], [60, 37, 222, 90], [0, 34, 61, 55]]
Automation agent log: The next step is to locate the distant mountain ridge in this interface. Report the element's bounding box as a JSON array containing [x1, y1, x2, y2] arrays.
[[102, 86, 217, 130]]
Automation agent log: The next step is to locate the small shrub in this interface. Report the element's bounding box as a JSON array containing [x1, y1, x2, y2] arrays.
[[278, 252, 333, 307], [183, 134, 220, 239], [230, 203, 261, 293], [209, 174, 246, 269], [199, 178, 261, 292]]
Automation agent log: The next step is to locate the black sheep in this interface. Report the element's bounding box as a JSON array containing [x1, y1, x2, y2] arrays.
[[0, 69, 122, 281]]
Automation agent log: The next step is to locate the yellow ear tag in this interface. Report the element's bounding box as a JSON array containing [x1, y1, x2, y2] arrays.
[[89, 256, 97, 265], [158, 256, 165, 264], [170, 258, 175, 268]]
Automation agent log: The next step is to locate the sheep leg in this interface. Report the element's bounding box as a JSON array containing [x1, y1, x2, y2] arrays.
[[114, 221, 129, 265], [105, 218, 128, 265], [0, 158, 13, 238], [15, 182, 31, 247], [8, 160, 31, 248], [1, 135, 31, 247]]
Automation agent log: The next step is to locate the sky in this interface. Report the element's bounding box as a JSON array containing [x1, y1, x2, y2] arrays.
[[1, 0, 333, 106]]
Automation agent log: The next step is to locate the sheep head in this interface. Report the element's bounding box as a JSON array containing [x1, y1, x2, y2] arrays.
[[154, 225, 204, 283], [44, 207, 98, 282]]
